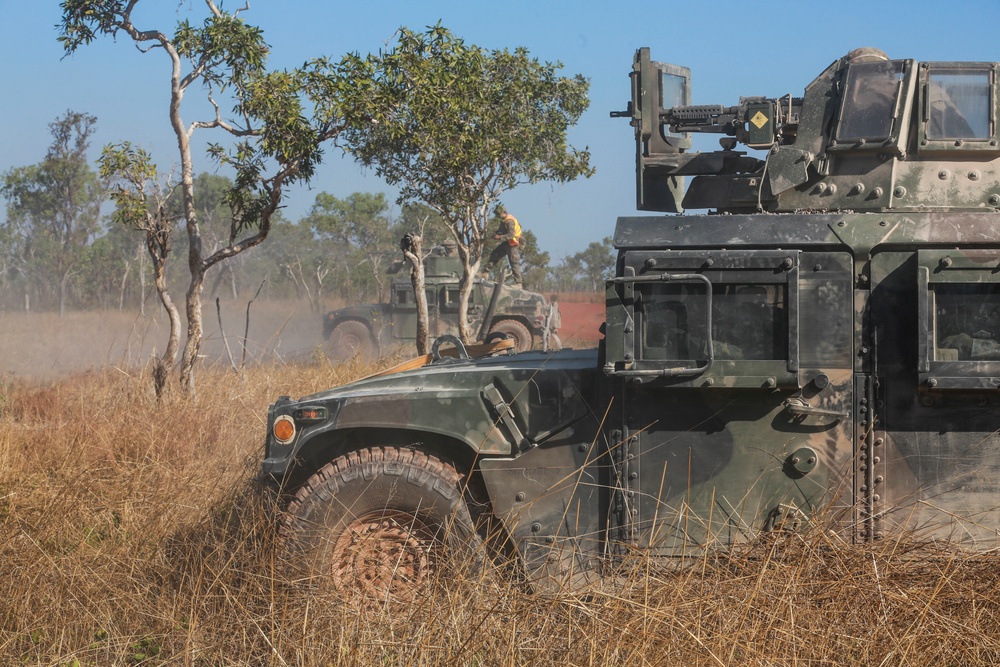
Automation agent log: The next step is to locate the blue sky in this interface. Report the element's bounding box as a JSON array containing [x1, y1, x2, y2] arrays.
[[3, 0, 1000, 260]]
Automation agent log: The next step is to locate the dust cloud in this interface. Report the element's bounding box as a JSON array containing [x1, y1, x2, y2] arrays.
[[0, 300, 324, 380], [0, 297, 604, 381]]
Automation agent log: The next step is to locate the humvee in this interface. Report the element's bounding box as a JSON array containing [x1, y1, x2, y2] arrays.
[[265, 47, 1000, 596], [322, 247, 560, 357]]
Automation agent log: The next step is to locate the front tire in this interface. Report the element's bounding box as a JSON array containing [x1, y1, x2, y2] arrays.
[[488, 319, 533, 353], [326, 319, 375, 360], [281, 447, 479, 602]]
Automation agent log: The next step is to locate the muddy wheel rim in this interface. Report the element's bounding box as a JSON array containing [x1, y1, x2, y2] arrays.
[[337, 332, 363, 354], [330, 510, 436, 599]]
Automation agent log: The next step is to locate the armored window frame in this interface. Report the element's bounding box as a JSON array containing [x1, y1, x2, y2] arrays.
[[630, 49, 692, 212], [917, 249, 1000, 389], [393, 284, 413, 306], [831, 59, 915, 154], [604, 250, 800, 388], [917, 62, 1000, 153], [441, 286, 462, 313]]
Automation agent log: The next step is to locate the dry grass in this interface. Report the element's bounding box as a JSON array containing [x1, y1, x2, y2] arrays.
[[2, 361, 1000, 666]]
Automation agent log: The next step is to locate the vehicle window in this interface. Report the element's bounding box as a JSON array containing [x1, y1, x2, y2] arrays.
[[933, 284, 1000, 361], [837, 60, 906, 142], [659, 71, 686, 109], [441, 287, 462, 312], [640, 282, 787, 361], [926, 68, 992, 140], [660, 72, 687, 140], [395, 287, 411, 305], [799, 275, 853, 368]]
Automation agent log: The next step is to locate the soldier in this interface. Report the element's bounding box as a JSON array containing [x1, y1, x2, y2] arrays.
[[483, 203, 524, 287]]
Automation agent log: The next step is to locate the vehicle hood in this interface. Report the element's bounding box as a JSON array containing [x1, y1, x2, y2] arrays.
[[290, 348, 601, 456]]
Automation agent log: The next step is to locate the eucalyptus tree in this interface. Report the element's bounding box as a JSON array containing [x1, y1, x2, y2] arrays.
[[568, 236, 616, 291], [99, 142, 181, 397], [517, 229, 551, 291], [260, 217, 333, 313], [305, 191, 394, 304], [336, 25, 593, 343], [60, 0, 344, 392], [1, 111, 104, 315]]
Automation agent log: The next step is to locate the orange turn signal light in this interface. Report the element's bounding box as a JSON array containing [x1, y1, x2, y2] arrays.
[[273, 415, 296, 444]]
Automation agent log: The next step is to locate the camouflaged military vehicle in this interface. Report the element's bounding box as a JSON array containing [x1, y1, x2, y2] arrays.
[[265, 47, 1000, 597], [322, 247, 560, 358]]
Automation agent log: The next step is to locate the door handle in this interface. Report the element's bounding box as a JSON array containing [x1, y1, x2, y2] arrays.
[[783, 397, 847, 419]]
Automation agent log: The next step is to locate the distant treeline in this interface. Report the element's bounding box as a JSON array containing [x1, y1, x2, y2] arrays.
[[1, 170, 615, 315]]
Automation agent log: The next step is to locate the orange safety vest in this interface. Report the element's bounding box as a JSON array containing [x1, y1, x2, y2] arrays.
[[503, 213, 523, 246]]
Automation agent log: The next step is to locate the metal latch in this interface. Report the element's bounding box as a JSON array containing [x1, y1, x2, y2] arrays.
[[783, 396, 847, 419], [762, 503, 806, 532], [483, 383, 532, 452]]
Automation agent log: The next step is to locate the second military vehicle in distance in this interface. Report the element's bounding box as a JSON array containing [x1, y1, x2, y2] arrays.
[[322, 245, 560, 358], [266, 46, 1000, 598]]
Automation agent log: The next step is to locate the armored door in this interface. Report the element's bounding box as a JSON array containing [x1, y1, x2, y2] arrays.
[[390, 284, 440, 340], [605, 249, 856, 555], [870, 248, 1000, 547]]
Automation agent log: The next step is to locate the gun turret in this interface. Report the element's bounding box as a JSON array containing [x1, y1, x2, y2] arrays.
[[616, 47, 1000, 214]]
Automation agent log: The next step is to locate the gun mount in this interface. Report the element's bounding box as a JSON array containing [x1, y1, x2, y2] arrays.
[[616, 47, 1000, 214]]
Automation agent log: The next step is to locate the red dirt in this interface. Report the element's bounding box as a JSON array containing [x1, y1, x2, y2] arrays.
[[556, 301, 604, 343]]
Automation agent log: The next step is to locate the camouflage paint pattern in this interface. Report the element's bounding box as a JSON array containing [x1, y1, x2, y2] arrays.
[[265, 48, 1000, 589]]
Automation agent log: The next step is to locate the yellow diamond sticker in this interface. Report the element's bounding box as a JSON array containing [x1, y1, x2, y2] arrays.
[[750, 111, 769, 129]]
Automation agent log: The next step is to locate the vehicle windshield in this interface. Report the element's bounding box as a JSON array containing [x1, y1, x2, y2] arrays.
[[837, 60, 907, 142]]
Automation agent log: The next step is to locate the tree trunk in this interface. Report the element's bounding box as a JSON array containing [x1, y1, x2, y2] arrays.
[[208, 264, 226, 300], [59, 272, 69, 317], [151, 253, 181, 399], [401, 234, 429, 355], [454, 241, 481, 345], [179, 265, 206, 394], [118, 260, 131, 312], [456, 266, 477, 344], [314, 265, 329, 314], [166, 33, 204, 396], [138, 249, 147, 317]]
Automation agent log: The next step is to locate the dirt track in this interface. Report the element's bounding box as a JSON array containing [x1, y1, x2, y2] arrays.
[[0, 296, 604, 380]]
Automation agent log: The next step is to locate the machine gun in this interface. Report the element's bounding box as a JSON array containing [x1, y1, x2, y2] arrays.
[[656, 98, 801, 149], [612, 47, 802, 212], [613, 96, 802, 151]]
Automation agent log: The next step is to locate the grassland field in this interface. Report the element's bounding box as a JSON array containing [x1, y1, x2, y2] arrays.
[[1, 303, 999, 665]]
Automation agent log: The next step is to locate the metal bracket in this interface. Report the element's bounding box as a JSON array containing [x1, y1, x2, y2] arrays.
[[483, 383, 532, 452]]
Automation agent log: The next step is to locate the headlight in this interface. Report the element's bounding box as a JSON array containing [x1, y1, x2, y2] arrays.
[[272, 415, 296, 444]]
